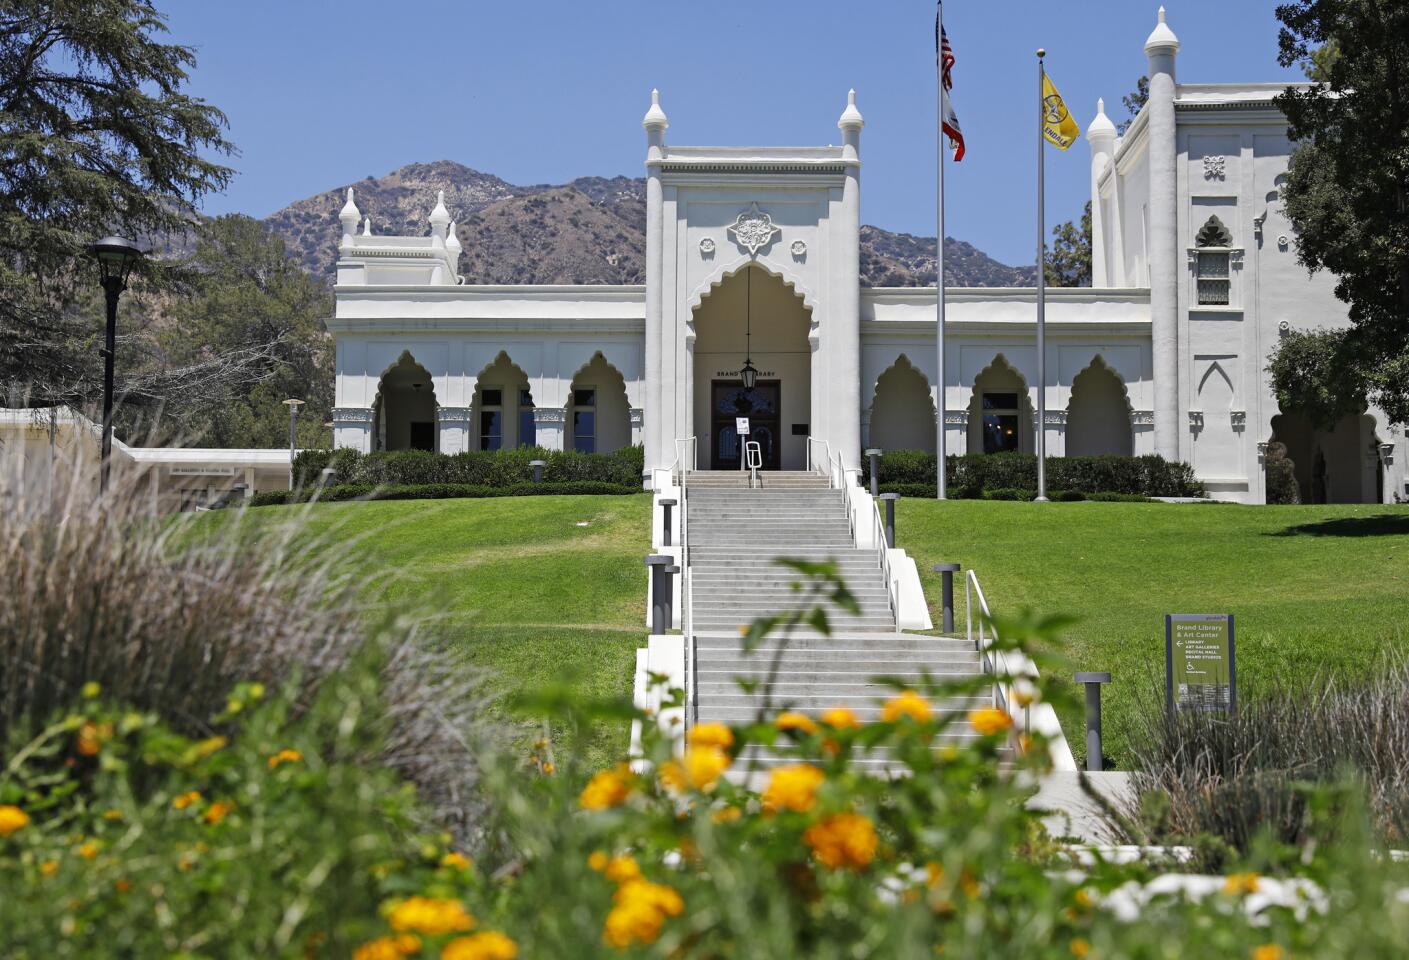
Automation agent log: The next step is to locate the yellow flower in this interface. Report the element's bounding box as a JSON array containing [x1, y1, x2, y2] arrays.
[[203, 801, 234, 826], [352, 934, 422, 960], [247, 682, 266, 701], [102, 809, 123, 821], [1070, 938, 1091, 958], [821, 707, 862, 729], [579, 764, 634, 810], [540, 761, 555, 775], [881, 691, 932, 724], [968, 707, 1013, 737], [172, 791, 202, 811], [682, 746, 730, 791], [1073, 887, 1095, 910], [191, 736, 228, 760], [268, 749, 304, 770], [587, 850, 609, 872], [77, 841, 99, 860], [442, 851, 472, 870], [442, 931, 519, 960], [603, 855, 642, 885], [761, 764, 825, 813], [80, 681, 101, 700], [602, 878, 684, 949], [76, 722, 111, 757], [1014, 688, 1038, 707], [387, 896, 475, 936], [177, 851, 197, 872], [0, 804, 30, 837], [803, 812, 877, 870], [114, 877, 133, 893], [40, 860, 58, 877], [1251, 946, 1285, 960], [711, 805, 743, 824], [1223, 872, 1261, 896], [686, 722, 734, 751], [775, 712, 819, 736]]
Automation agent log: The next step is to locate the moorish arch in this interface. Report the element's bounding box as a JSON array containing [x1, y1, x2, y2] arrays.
[[373, 352, 438, 452], [869, 355, 937, 454], [567, 352, 632, 453], [1065, 356, 1134, 456], [1270, 409, 1386, 504], [967, 355, 1035, 455], [471, 352, 534, 451]]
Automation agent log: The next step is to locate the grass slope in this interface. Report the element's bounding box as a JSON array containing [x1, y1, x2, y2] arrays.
[[898, 500, 1409, 765], [203, 495, 651, 767]]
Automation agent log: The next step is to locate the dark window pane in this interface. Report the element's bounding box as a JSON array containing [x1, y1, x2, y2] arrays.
[[519, 388, 534, 407], [983, 393, 1019, 411], [410, 422, 435, 452], [519, 409, 536, 447], [480, 410, 502, 451], [574, 388, 596, 408], [482, 388, 502, 407], [574, 410, 596, 452], [982, 414, 1020, 454]]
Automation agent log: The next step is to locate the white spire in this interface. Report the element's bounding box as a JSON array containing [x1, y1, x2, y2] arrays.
[[361, 216, 373, 236], [642, 88, 668, 130], [1144, 6, 1180, 55], [338, 187, 360, 239], [446, 220, 462, 257], [1087, 97, 1117, 142], [837, 88, 864, 130], [429, 189, 451, 226]]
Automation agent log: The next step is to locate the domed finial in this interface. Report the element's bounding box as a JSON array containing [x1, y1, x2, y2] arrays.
[[1087, 97, 1117, 142], [339, 187, 361, 238], [1145, 4, 1180, 55], [361, 216, 373, 236], [429, 189, 451, 226], [643, 88, 668, 130], [446, 220, 462, 256], [837, 88, 864, 130]]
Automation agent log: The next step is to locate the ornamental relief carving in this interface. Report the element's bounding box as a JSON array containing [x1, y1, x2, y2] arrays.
[[727, 202, 781, 255], [943, 412, 969, 427], [436, 406, 473, 422], [532, 408, 567, 425], [1131, 410, 1155, 426], [1202, 154, 1226, 180], [332, 407, 375, 424]]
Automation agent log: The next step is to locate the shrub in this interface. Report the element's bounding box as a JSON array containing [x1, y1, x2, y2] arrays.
[[865, 451, 1204, 498], [1265, 441, 1301, 505], [251, 481, 644, 507], [295, 446, 644, 490]]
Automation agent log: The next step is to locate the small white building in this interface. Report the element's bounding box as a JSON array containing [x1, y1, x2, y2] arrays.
[[318, 8, 1398, 503]]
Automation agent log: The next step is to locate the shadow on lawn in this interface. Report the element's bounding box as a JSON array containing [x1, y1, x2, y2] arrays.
[[1269, 514, 1409, 538]]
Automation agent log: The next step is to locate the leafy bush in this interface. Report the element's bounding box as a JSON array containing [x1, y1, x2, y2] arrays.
[[865, 451, 1204, 498], [876, 483, 1151, 503], [251, 481, 644, 507], [1265, 441, 1301, 505], [293, 446, 645, 490]]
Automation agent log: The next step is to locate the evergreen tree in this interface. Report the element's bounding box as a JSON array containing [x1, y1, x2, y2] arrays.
[[1045, 201, 1092, 287], [1118, 77, 1149, 134]]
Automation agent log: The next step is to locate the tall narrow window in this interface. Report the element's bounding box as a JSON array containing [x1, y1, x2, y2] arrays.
[[573, 388, 596, 453], [1195, 216, 1234, 306], [981, 392, 1021, 454], [479, 388, 503, 451], [517, 388, 536, 447]]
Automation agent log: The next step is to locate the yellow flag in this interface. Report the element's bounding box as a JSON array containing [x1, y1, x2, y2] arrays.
[[1041, 73, 1080, 150]]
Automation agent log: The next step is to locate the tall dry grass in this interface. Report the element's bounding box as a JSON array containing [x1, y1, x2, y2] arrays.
[[0, 428, 490, 835]]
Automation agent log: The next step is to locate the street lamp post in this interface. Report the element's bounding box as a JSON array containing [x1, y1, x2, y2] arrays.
[[88, 237, 144, 495], [283, 398, 305, 489]]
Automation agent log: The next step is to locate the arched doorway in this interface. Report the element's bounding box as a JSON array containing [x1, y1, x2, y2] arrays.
[[968, 356, 1034, 455], [870, 356, 936, 453], [568, 353, 631, 453], [691, 265, 812, 470], [1270, 410, 1382, 504], [1066, 358, 1134, 456], [472, 353, 533, 451], [374, 352, 437, 451]]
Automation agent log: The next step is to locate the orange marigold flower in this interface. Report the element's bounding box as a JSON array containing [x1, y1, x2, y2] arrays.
[[386, 896, 474, 936], [1251, 946, 1285, 960], [268, 749, 304, 770], [603, 855, 642, 885], [114, 878, 133, 893], [76, 722, 104, 756], [1069, 938, 1091, 958], [579, 764, 634, 811], [77, 841, 99, 860], [603, 878, 684, 949], [821, 707, 862, 730], [1223, 872, 1261, 896], [442, 931, 519, 960], [683, 746, 730, 791], [711, 805, 743, 824], [686, 722, 734, 751], [540, 761, 555, 775], [803, 813, 877, 870], [40, 860, 58, 877], [881, 691, 932, 724], [0, 804, 30, 837], [775, 712, 818, 736], [761, 764, 825, 813], [203, 801, 234, 826], [442, 851, 472, 870], [352, 934, 422, 960], [172, 791, 202, 811], [587, 850, 609, 872], [968, 707, 1013, 737]]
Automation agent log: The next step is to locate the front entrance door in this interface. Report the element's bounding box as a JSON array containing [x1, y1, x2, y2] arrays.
[[711, 380, 781, 470]]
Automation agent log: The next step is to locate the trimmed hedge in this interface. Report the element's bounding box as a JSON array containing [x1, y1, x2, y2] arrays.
[[291, 446, 645, 489], [865, 451, 1203, 498], [875, 482, 1152, 503], [249, 481, 644, 507]]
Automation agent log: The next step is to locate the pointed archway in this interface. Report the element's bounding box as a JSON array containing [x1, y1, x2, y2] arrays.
[[869, 355, 936, 453], [967, 356, 1034, 455], [471, 353, 533, 451], [568, 352, 631, 453], [1066, 357, 1134, 456], [374, 352, 437, 451]]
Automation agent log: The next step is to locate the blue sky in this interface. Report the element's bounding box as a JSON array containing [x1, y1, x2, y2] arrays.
[[164, 1, 1302, 267]]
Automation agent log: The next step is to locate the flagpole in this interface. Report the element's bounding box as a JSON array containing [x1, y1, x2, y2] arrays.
[[1035, 49, 1049, 502], [936, 0, 947, 501]]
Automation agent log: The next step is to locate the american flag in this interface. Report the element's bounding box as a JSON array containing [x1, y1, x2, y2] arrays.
[[938, 19, 955, 91], [936, 4, 965, 161]]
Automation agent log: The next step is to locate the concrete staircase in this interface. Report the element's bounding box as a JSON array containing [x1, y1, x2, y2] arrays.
[[682, 470, 995, 775]]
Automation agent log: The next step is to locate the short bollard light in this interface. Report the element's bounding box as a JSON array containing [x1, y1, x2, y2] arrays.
[[320, 467, 337, 487], [659, 498, 677, 547], [530, 459, 546, 484], [645, 555, 674, 634], [1074, 672, 1113, 772], [865, 448, 883, 496], [933, 563, 961, 633], [878, 492, 900, 548]]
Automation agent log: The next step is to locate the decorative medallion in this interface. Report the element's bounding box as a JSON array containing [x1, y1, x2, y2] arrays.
[[1202, 154, 1226, 180], [698, 237, 716, 256], [727, 202, 780, 255], [1132, 410, 1155, 426], [790, 239, 807, 258], [1188, 411, 1205, 430]]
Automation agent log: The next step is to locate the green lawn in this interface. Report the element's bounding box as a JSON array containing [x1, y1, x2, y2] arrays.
[[896, 500, 1409, 765], [197, 495, 652, 767]]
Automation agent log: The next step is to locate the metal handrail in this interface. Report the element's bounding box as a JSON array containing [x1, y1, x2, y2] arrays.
[[964, 569, 1031, 732], [677, 438, 695, 728], [670, 436, 697, 488], [868, 498, 900, 625]]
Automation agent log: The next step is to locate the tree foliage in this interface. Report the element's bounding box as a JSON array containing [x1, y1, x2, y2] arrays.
[[1044, 201, 1091, 287], [0, 0, 235, 414], [1273, 0, 1409, 425], [1118, 76, 1149, 134], [1266, 327, 1369, 430]]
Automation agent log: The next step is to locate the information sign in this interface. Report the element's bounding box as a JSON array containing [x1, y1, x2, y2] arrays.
[[735, 417, 750, 435], [1165, 614, 1236, 713]]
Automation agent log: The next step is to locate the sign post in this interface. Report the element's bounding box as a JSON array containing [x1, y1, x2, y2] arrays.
[[1165, 614, 1236, 714], [735, 417, 750, 472]]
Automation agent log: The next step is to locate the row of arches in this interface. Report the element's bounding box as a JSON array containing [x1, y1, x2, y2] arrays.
[[868, 354, 1135, 458], [372, 350, 633, 454]]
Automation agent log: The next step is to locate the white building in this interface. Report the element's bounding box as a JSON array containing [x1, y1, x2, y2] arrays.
[[328, 8, 1403, 504]]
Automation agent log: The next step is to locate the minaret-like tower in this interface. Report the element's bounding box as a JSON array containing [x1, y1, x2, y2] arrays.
[[642, 89, 669, 473], [1145, 6, 1181, 461], [338, 188, 361, 247], [1085, 99, 1117, 287], [834, 90, 865, 471]]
